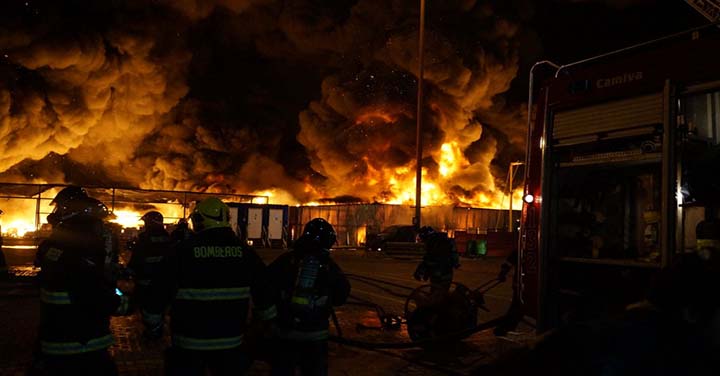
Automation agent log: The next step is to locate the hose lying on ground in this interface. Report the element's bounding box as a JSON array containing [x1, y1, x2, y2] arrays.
[[329, 315, 506, 349], [345, 294, 405, 330], [336, 274, 510, 348]]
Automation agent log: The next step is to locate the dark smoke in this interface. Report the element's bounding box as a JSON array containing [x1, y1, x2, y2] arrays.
[[0, 0, 529, 205]]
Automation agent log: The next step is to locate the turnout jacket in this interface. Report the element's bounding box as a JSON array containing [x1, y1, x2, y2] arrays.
[[268, 239, 350, 341], [170, 223, 193, 243], [127, 226, 172, 288], [148, 227, 276, 351], [37, 218, 124, 355]]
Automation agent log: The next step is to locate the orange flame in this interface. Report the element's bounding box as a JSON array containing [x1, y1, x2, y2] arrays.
[[318, 139, 522, 209], [354, 106, 403, 126], [311, 105, 520, 210]]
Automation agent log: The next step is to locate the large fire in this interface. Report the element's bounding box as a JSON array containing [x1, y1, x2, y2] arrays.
[[0, 1, 527, 225], [2, 220, 36, 238], [248, 136, 522, 209], [0, 198, 48, 238], [109, 204, 186, 229], [0, 193, 188, 238]]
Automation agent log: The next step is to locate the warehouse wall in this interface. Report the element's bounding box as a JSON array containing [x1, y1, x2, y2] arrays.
[[289, 204, 520, 247]]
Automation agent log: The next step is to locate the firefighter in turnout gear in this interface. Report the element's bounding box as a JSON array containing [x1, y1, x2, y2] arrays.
[[147, 197, 276, 375], [268, 218, 351, 376], [127, 211, 172, 340], [37, 186, 90, 266], [40, 186, 122, 284], [170, 218, 193, 243], [31, 196, 130, 376], [413, 226, 460, 300]]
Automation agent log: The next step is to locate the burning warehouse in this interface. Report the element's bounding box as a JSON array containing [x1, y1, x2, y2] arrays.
[[0, 0, 525, 213], [0, 183, 518, 257], [0, 183, 269, 239]]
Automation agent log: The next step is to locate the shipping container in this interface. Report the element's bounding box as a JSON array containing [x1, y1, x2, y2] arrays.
[[227, 203, 289, 248]]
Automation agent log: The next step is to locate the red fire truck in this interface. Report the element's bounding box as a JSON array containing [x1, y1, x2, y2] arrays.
[[520, 24, 720, 332]]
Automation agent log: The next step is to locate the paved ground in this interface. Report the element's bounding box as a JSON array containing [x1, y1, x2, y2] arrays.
[[0, 245, 534, 375]]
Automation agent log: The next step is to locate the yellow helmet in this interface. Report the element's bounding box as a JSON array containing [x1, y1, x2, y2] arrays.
[[191, 197, 230, 231]]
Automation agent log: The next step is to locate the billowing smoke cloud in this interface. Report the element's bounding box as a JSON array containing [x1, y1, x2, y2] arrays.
[[0, 1, 193, 181], [0, 0, 527, 206], [292, 0, 524, 203]]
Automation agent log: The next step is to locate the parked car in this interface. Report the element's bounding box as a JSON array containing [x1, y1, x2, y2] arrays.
[[366, 224, 417, 252]]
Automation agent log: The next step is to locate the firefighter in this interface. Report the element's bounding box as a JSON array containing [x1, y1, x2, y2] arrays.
[[268, 218, 350, 376], [37, 186, 89, 266], [127, 210, 172, 339], [146, 197, 276, 375], [40, 186, 122, 282], [413, 226, 460, 301], [31, 195, 130, 376], [170, 218, 193, 243]]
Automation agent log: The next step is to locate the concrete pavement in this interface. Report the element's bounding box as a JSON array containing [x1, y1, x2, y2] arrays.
[[0, 246, 534, 375]]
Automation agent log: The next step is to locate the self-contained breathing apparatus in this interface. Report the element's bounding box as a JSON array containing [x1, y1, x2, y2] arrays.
[[284, 218, 337, 328], [289, 253, 331, 323]]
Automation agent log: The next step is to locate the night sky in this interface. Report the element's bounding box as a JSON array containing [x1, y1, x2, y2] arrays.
[[0, 0, 709, 204]]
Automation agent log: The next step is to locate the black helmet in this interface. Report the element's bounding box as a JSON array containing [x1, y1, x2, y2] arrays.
[[301, 218, 337, 249], [51, 196, 110, 224], [417, 226, 435, 241], [141, 211, 164, 227], [50, 185, 88, 206]]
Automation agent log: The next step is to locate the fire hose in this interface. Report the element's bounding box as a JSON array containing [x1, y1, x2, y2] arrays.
[[329, 316, 506, 349], [345, 295, 404, 331], [329, 274, 508, 349]]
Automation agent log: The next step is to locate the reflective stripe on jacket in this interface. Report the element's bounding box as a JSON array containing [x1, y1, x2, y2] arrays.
[[175, 287, 250, 301], [268, 245, 350, 340], [37, 223, 120, 355], [173, 334, 244, 351], [146, 227, 276, 348], [40, 289, 72, 305], [41, 334, 114, 355]]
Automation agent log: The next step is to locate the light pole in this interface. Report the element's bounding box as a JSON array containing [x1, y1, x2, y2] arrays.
[[414, 0, 426, 230]]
